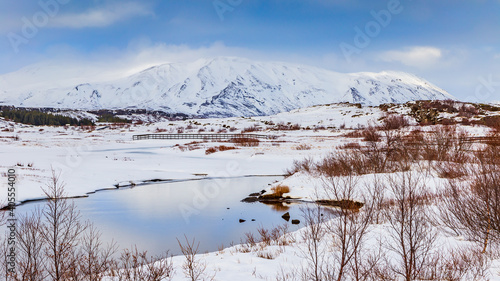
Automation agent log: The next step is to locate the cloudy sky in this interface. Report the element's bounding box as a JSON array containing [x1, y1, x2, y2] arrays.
[[1, 0, 499, 102]]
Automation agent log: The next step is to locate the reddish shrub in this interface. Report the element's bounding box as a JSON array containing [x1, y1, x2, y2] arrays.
[[381, 114, 410, 130], [232, 138, 260, 147]]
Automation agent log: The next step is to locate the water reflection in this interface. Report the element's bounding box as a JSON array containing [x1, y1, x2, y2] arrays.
[[14, 176, 305, 256]]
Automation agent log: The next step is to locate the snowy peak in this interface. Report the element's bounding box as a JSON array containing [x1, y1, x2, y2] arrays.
[[0, 57, 454, 117]]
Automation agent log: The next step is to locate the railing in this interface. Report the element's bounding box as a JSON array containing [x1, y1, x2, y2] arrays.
[[132, 133, 271, 140]]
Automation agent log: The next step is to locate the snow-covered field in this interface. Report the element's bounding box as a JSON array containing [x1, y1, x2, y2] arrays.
[[0, 103, 385, 203], [2, 102, 500, 280]]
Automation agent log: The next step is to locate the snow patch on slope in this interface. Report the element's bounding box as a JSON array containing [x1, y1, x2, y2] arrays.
[[0, 57, 454, 117]]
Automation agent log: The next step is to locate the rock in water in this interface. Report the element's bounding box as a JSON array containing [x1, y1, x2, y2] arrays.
[[281, 212, 290, 221]]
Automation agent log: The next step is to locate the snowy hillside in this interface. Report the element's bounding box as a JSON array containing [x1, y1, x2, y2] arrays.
[[0, 57, 454, 117]]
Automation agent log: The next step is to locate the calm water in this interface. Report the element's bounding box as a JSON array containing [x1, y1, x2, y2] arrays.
[[13, 176, 304, 256]]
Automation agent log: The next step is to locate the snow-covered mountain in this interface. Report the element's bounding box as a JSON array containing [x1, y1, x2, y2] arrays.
[[0, 57, 454, 117]]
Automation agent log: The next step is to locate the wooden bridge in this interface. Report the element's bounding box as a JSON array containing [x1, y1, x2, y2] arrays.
[[132, 133, 271, 141]]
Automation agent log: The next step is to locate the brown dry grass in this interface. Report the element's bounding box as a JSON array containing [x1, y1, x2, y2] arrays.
[[270, 185, 290, 196], [231, 138, 260, 147], [205, 145, 238, 155]]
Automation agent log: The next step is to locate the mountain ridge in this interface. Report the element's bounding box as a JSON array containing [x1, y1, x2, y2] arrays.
[[0, 57, 454, 117]]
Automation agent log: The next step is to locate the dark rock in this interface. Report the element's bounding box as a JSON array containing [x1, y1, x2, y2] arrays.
[[281, 212, 290, 221], [291, 219, 300, 225], [248, 192, 261, 197], [239, 219, 246, 223], [241, 197, 259, 203], [251, 219, 256, 221], [260, 189, 266, 194]]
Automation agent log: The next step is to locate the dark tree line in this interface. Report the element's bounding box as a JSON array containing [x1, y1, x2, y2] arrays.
[[0, 108, 94, 126]]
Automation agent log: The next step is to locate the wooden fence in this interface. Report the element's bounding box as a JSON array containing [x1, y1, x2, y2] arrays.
[[132, 133, 271, 140]]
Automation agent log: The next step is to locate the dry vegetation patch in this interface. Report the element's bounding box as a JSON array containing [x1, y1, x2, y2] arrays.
[[205, 145, 238, 155]]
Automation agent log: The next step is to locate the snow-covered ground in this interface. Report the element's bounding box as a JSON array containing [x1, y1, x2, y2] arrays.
[[0, 103, 386, 204], [2, 102, 500, 280]]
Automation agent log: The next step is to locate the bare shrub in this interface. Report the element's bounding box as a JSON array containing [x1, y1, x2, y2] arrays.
[[422, 246, 491, 281], [381, 114, 410, 130], [275, 265, 298, 281], [257, 226, 272, 246], [339, 142, 362, 150], [78, 224, 118, 281], [244, 232, 257, 248], [295, 144, 312, 150], [362, 126, 381, 142], [112, 246, 173, 281], [299, 206, 327, 281], [458, 104, 480, 118], [383, 172, 437, 280], [242, 124, 261, 133], [285, 157, 314, 176], [434, 161, 468, 179], [204, 147, 217, 154], [440, 145, 500, 252], [366, 175, 387, 224], [315, 151, 362, 177], [231, 138, 260, 147], [177, 235, 213, 281], [344, 130, 364, 138], [41, 169, 87, 281], [322, 174, 374, 281], [205, 145, 237, 155], [13, 208, 47, 281], [483, 116, 500, 130]]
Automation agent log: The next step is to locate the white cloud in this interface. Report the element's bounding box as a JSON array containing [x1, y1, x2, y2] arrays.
[[50, 2, 152, 28], [379, 46, 443, 68]]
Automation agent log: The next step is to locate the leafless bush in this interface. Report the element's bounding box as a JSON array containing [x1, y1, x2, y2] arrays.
[[483, 116, 500, 130], [231, 138, 260, 147], [458, 104, 480, 118], [295, 143, 312, 150], [383, 172, 437, 280], [12, 208, 47, 281], [315, 151, 365, 177], [344, 130, 364, 138], [362, 126, 381, 142], [244, 232, 257, 248], [422, 246, 491, 281], [177, 235, 214, 281], [242, 124, 261, 133], [434, 161, 469, 179], [41, 169, 87, 281], [274, 122, 301, 131], [380, 114, 410, 130], [77, 224, 118, 281], [285, 157, 314, 176], [275, 265, 298, 281], [257, 226, 272, 246], [440, 145, 500, 252], [299, 206, 327, 281], [204, 145, 237, 155], [112, 246, 173, 281], [339, 142, 362, 150], [366, 175, 387, 224], [322, 174, 374, 281]]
